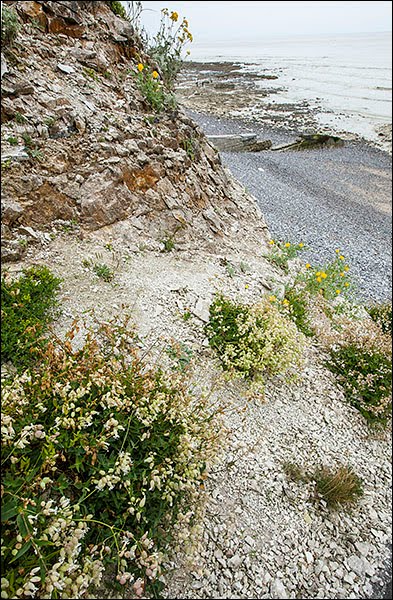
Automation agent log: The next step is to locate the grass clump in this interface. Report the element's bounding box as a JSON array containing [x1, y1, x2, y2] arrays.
[[1, 266, 61, 369], [1, 316, 219, 599], [284, 463, 364, 510], [206, 294, 304, 392], [314, 466, 364, 508]]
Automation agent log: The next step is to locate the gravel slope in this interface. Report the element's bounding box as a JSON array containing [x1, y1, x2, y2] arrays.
[[189, 111, 392, 303]]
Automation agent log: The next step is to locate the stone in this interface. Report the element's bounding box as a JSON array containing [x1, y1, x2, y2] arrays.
[[57, 63, 75, 74], [1, 53, 8, 79], [347, 555, 366, 576], [1, 199, 24, 226], [270, 578, 288, 599], [192, 297, 210, 323]]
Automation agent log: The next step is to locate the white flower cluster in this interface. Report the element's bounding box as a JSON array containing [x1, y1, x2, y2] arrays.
[[93, 451, 133, 491]]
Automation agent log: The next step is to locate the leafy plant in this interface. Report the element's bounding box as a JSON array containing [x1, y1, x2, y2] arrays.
[[166, 341, 194, 372], [106, 1, 128, 19], [1, 6, 20, 47], [92, 263, 114, 282], [148, 9, 193, 89], [1, 316, 218, 599], [265, 240, 307, 274], [135, 63, 176, 113], [1, 266, 61, 370], [14, 112, 27, 124], [6, 136, 18, 146], [182, 136, 198, 161], [279, 286, 315, 337], [161, 236, 175, 253], [206, 294, 304, 392]]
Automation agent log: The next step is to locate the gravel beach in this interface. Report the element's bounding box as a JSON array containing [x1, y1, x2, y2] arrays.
[[188, 110, 392, 304]]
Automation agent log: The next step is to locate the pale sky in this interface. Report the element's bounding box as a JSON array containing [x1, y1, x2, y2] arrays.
[[138, 1, 392, 42]]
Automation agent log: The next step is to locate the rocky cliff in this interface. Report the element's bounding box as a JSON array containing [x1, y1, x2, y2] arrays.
[[1, 0, 268, 262]]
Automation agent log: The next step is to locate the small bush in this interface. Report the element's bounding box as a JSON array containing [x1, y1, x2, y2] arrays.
[[265, 240, 307, 273], [366, 302, 392, 335], [1, 266, 61, 369], [1, 6, 20, 47], [1, 316, 218, 599], [206, 294, 304, 391], [314, 466, 363, 508], [326, 344, 392, 425]]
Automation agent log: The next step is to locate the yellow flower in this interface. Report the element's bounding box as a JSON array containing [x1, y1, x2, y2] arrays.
[[321, 272, 327, 279], [305, 263, 311, 269], [245, 284, 249, 289], [299, 243, 304, 248], [345, 282, 350, 287], [285, 243, 291, 248], [152, 71, 159, 79], [269, 240, 275, 246], [340, 272, 345, 277], [171, 11, 179, 21], [269, 296, 277, 303], [137, 63, 144, 72], [317, 277, 323, 283], [336, 289, 341, 295], [282, 299, 290, 306], [183, 18, 189, 27], [187, 32, 193, 42], [335, 249, 340, 254], [339, 255, 345, 261], [316, 272, 322, 277], [344, 266, 350, 272]]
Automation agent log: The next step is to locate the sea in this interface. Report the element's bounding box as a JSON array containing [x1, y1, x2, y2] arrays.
[[189, 32, 392, 144]]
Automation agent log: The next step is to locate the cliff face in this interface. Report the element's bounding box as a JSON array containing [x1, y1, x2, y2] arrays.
[[1, 0, 268, 261]]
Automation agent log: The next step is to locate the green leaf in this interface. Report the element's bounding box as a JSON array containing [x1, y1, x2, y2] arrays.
[[16, 513, 32, 538], [1, 500, 19, 522]]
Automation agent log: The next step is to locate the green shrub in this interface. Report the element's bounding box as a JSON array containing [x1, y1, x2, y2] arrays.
[[314, 466, 363, 508], [1, 266, 61, 369], [206, 294, 304, 391], [1, 316, 218, 599], [1, 6, 20, 47], [326, 343, 392, 425], [366, 302, 392, 335], [265, 239, 307, 273]]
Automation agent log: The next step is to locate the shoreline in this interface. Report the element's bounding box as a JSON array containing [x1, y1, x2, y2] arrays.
[[176, 61, 392, 156]]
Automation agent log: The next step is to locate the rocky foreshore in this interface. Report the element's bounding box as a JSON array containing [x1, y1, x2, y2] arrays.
[[176, 61, 392, 156]]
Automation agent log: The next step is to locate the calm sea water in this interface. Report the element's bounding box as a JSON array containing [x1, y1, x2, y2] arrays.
[[190, 32, 392, 142]]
